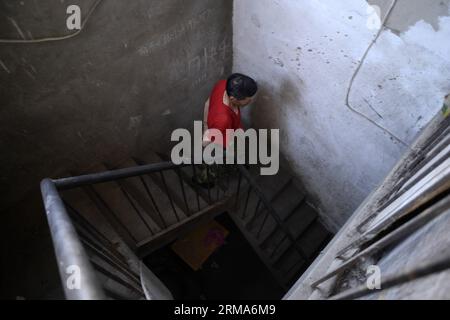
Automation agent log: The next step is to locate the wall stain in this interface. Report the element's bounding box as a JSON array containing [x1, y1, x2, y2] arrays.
[[367, 0, 450, 33]]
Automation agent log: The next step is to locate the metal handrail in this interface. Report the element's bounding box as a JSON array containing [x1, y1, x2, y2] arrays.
[[40, 160, 191, 300], [41, 158, 305, 299], [41, 179, 106, 299], [54, 161, 187, 190]]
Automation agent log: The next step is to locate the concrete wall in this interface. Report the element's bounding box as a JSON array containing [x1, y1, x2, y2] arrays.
[[0, 0, 232, 298], [0, 0, 232, 210], [233, 0, 450, 232]]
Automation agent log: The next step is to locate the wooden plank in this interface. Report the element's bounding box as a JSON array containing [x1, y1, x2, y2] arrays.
[[399, 144, 450, 192], [63, 187, 120, 245], [136, 199, 232, 258], [366, 158, 450, 233]]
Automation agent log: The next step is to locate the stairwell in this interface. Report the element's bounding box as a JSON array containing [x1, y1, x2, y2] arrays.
[[46, 149, 332, 299], [229, 165, 332, 289]]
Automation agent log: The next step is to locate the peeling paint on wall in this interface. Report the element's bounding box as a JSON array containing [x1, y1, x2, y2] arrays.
[[368, 0, 450, 33], [234, 0, 450, 232]]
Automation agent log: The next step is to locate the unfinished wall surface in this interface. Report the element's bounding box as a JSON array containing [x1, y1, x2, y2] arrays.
[[233, 0, 450, 232], [0, 0, 232, 298], [0, 0, 232, 209]]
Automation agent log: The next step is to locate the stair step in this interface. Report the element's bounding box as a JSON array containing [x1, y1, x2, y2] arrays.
[[135, 151, 207, 216], [226, 165, 247, 190], [252, 166, 292, 200], [203, 154, 332, 290], [178, 164, 227, 206], [62, 187, 141, 275], [239, 187, 265, 222], [113, 159, 184, 229], [247, 182, 305, 241], [271, 181, 306, 221], [270, 221, 329, 265], [106, 159, 168, 230], [63, 188, 121, 245], [227, 212, 292, 291], [298, 221, 332, 258], [81, 164, 157, 243], [156, 152, 227, 205], [156, 153, 223, 204], [261, 202, 318, 259], [283, 257, 307, 287], [287, 202, 318, 238], [242, 176, 291, 227], [273, 246, 306, 285]]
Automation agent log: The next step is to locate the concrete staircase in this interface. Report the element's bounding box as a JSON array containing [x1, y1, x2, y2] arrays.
[[155, 151, 333, 290], [61, 151, 230, 299], [59, 150, 332, 297], [229, 165, 332, 289]]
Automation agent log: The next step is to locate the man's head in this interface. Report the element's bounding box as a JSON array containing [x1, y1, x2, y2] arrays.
[[226, 73, 258, 108]]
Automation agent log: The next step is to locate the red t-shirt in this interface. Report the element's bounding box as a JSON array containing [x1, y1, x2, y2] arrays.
[[206, 80, 244, 148]]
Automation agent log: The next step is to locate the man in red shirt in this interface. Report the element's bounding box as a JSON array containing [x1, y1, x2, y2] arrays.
[[203, 73, 258, 148], [194, 74, 257, 188]]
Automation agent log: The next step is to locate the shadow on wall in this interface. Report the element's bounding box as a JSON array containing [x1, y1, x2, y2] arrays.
[[244, 75, 335, 230], [247, 76, 304, 131], [367, 0, 450, 34]]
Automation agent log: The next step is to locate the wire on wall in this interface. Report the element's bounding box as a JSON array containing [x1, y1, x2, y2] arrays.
[[0, 0, 103, 44], [0, 0, 411, 149], [344, 0, 410, 148]]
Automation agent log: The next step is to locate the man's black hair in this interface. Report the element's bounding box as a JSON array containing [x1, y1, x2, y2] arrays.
[[226, 73, 258, 100]]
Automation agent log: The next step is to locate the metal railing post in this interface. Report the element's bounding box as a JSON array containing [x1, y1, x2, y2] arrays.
[[40, 178, 105, 300]]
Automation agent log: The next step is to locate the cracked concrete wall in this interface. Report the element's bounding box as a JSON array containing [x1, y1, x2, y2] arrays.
[[0, 0, 232, 211], [233, 0, 450, 232]]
